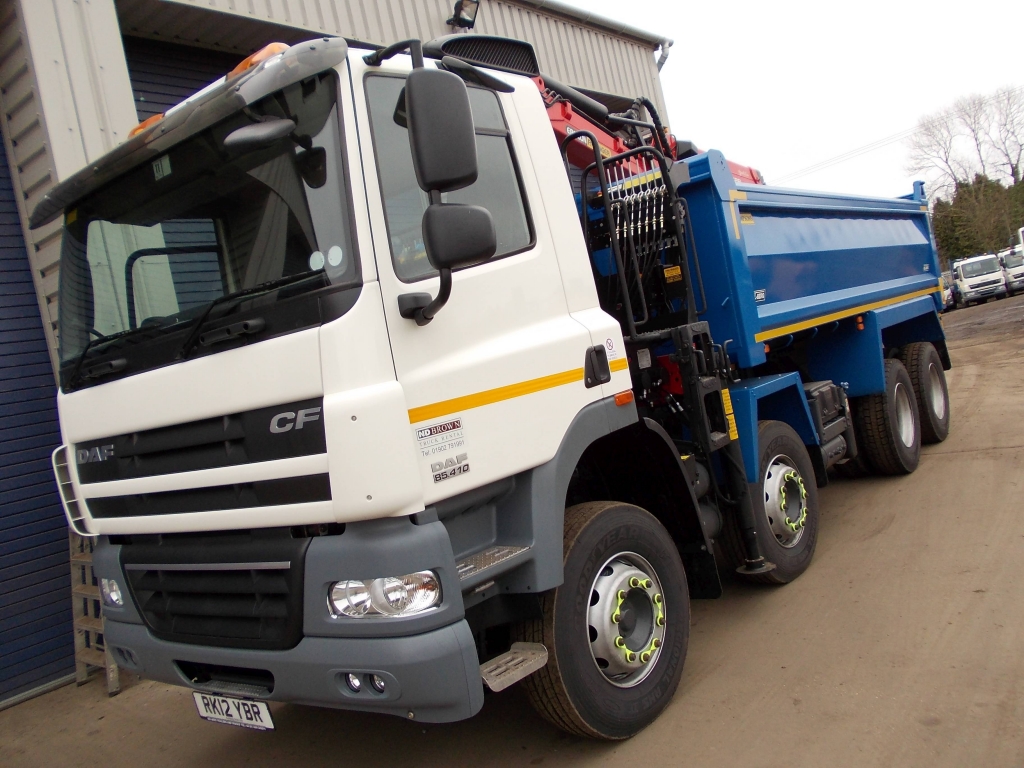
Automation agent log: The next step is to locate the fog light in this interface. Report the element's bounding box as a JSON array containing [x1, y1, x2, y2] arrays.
[[371, 674, 386, 693], [100, 578, 123, 607], [329, 571, 441, 618], [346, 673, 361, 693]]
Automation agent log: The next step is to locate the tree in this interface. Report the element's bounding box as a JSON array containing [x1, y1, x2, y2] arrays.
[[907, 86, 1024, 197], [931, 174, 1024, 266], [908, 86, 1024, 261]]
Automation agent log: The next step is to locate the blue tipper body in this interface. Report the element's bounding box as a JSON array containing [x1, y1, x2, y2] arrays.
[[675, 151, 944, 481]]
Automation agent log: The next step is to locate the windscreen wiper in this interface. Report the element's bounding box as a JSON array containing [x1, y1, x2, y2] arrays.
[[65, 326, 153, 389], [176, 270, 324, 360]]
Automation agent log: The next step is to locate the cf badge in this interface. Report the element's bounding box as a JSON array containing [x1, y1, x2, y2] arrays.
[[270, 407, 321, 433]]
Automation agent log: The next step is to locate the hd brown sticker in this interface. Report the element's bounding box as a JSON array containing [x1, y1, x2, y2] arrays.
[[415, 417, 470, 481]]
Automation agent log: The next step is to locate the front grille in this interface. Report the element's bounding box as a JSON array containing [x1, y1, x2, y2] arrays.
[[89, 474, 332, 518], [428, 35, 540, 76], [75, 397, 326, 483], [972, 278, 1002, 288], [122, 530, 309, 650]]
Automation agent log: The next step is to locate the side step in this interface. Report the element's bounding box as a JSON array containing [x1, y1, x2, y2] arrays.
[[480, 642, 548, 692]]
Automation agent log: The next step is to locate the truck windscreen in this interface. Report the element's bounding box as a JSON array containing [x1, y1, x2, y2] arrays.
[[57, 72, 356, 391], [961, 257, 1000, 278], [1005, 252, 1023, 269]]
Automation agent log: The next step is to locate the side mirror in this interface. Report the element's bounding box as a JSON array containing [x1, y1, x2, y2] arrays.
[[423, 204, 496, 271], [399, 67, 492, 326], [223, 117, 296, 152], [405, 68, 477, 192]]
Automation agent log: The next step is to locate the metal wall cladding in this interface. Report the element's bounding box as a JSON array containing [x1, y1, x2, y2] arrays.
[[115, 0, 668, 115], [0, 127, 76, 706]]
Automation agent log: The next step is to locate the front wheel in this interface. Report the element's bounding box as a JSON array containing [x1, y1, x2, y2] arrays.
[[516, 502, 689, 740]]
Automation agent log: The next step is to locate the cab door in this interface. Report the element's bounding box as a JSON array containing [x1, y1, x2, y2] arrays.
[[350, 57, 602, 504]]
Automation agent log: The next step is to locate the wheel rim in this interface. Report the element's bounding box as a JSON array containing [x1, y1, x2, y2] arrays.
[[928, 363, 947, 420], [894, 382, 916, 447], [587, 552, 666, 688], [762, 455, 808, 548]]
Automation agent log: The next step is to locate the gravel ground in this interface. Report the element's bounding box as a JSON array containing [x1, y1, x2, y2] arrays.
[[3, 295, 1024, 768]]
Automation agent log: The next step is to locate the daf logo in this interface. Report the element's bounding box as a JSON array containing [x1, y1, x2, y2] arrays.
[[270, 407, 321, 433], [77, 445, 114, 464]]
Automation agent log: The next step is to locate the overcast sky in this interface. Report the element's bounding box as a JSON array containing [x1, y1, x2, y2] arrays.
[[559, 0, 1024, 198]]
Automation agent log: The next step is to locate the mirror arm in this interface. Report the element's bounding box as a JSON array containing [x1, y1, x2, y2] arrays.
[[416, 268, 452, 326], [363, 39, 424, 68]]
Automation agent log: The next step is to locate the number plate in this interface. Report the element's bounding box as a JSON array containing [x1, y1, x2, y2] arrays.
[[192, 691, 275, 731]]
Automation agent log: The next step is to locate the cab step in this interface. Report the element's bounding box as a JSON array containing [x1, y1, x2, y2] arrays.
[[480, 642, 548, 692]]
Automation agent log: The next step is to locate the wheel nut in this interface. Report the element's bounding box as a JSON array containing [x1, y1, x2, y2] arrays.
[[657, 616, 665, 626], [618, 589, 627, 600], [615, 636, 626, 648], [640, 651, 651, 663], [626, 651, 637, 662], [611, 611, 620, 624], [629, 577, 641, 588], [654, 593, 663, 605], [642, 579, 652, 589], [652, 637, 661, 648]]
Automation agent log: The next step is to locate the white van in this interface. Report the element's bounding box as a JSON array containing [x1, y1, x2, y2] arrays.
[[952, 254, 1006, 308], [1000, 246, 1024, 296]]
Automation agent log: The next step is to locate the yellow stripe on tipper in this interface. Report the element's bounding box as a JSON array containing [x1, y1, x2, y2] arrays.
[[408, 368, 585, 424], [754, 285, 942, 343], [728, 190, 747, 240], [610, 358, 629, 372]]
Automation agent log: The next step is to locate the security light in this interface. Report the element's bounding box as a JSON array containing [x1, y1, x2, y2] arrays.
[[447, 0, 480, 29]]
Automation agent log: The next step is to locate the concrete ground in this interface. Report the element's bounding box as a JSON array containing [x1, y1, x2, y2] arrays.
[[3, 295, 1024, 768]]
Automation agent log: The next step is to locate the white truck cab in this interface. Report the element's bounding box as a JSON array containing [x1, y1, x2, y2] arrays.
[[952, 253, 1006, 307], [999, 246, 1024, 296], [36, 37, 687, 738]]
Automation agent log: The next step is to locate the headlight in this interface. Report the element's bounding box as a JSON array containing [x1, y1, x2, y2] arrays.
[[329, 571, 441, 618], [100, 578, 123, 607]]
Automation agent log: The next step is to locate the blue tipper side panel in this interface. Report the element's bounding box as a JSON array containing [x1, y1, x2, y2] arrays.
[[0, 130, 76, 705], [677, 151, 943, 370]]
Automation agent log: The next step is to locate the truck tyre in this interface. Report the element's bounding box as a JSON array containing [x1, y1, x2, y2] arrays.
[[516, 502, 689, 740], [719, 421, 820, 584], [899, 342, 950, 444], [855, 358, 921, 475]]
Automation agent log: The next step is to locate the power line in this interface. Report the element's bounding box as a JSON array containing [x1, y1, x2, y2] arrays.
[[772, 85, 1024, 184]]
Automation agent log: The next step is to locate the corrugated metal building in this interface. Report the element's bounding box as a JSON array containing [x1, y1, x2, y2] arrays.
[[0, 0, 671, 706]]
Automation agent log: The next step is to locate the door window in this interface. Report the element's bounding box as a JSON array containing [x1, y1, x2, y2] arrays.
[[365, 74, 533, 282]]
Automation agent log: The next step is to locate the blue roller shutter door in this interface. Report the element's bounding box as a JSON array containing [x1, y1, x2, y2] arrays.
[[0, 130, 75, 704]]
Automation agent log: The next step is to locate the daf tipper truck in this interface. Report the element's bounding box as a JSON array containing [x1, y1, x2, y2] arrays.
[[32, 36, 952, 739]]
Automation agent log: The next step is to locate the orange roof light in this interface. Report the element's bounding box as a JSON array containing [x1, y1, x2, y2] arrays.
[[228, 42, 290, 79], [128, 113, 164, 138]]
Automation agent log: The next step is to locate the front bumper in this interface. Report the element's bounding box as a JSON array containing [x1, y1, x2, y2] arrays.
[[964, 286, 1005, 300], [92, 516, 485, 723], [103, 618, 484, 722]]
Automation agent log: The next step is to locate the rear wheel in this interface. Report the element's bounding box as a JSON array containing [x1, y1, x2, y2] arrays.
[[719, 421, 820, 584], [899, 342, 950, 444], [516, 502, 689, 740], [855, 358, 921, 475]]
